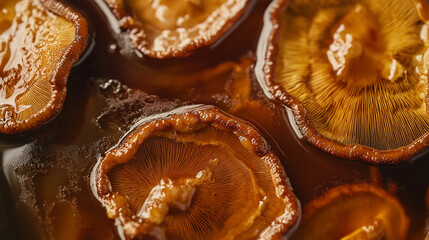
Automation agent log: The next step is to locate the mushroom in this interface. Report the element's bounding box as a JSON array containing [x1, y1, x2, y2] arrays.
[[102, 0, 252, 59], [292, 184, 409, 240], [258, 0, 429, 163], [0, 0, 89, 134], [93, 105, 299, 239]]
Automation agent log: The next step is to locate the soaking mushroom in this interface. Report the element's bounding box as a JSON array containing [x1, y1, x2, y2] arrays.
[[258, 0, 429, 163], [102, 0, 252, 58], [292, 184, 409, 240], [0, 0, 88, 134], [93, 105, 299, 239]]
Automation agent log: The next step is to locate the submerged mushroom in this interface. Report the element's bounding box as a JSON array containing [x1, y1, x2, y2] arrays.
[[0, 0, 88, 134], [259, 0, 429, 163], [103, 0, 252, 58], [93, 105, 299, 239], [292, 184, 409, 240]]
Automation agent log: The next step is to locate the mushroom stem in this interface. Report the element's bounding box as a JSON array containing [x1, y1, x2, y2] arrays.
[[138, 168, 212, 224], [326, 4, 404, 86]]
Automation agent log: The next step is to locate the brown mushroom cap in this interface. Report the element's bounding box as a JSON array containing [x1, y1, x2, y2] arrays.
[[103, 0, 252, 59], [0, 0, 88, 134], [292, 184, 409, 240], [93, 105, 299, 239], [259, 0, 429, 163]]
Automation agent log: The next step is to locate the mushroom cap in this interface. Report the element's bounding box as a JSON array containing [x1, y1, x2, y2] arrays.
[[103, 0, 252, 59], [93, 105, 299, 239], [0, 0, 89, 134], [292, 184, 409, 240], [258, 0, 429, 163]]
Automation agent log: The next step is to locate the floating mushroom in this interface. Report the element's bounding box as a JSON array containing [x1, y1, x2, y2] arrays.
[[93, 105, 299, 239], [292, 184, 409, 240], [258, 0, 429, 163], [0, 0, 89, 134], [102, 0, 252, 58]]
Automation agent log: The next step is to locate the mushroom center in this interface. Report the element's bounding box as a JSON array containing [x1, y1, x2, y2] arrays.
[[138, 168, 212, 224], [326, 4, 403, 87]]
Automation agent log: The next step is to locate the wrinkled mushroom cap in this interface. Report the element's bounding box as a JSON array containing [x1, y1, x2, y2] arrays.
[[103, 0, 252, 58], [93, 105, 299, 239], [259, 0, 429, 163], [292, 184, 409, 240], [0, 0, 88, 134]]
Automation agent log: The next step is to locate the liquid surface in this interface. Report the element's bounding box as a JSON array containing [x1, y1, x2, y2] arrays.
[[0, 0, 427, 239]]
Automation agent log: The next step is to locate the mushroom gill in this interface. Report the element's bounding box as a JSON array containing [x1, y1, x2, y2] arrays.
[[94, 105, 299, 239], [291, 184, 409, 240], [0, 0, 88, 134], [103, 0, 252, 58], [260, 0, 429, 162]]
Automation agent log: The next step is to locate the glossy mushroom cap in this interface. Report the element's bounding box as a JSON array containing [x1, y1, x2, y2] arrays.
[[0, 0, 88, 134], [259, 0, 429, 163], [292, 184, 409, 240], [103, 0, 252, 58], [93, 105, 299, 239]]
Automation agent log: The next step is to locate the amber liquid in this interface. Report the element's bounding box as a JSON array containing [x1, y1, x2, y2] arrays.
[[0, 0, 428, 239]]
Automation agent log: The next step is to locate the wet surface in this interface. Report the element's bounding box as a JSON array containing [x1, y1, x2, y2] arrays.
[[0, 0, 428, 239]]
